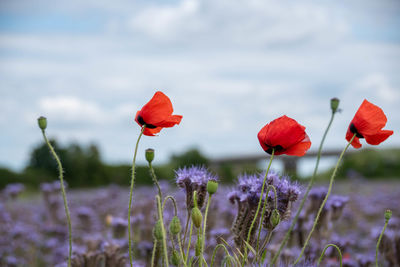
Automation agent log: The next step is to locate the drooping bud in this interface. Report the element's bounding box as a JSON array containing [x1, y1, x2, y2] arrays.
[[191, 207, 203, 228], [195, 236, 203, 256], [171, 250, 180, 266], [169, 216, 181, 236], [145, 148, 155, 164], [153, 219, 163, 240], [37, 116, 47, 130], [385, 209, 392, 221], [270, 209, 281, 228], [330, 98, 340, 113], [207, 180, 218, 195]]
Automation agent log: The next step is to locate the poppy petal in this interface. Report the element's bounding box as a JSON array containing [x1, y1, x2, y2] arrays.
[[143, 127, 163, 136], [346, 129, 362, 148], [139, 91, 174, 125], [156, 115, 183, 127], [284, 135, 312, 156], [364, 130, 394, 145], [351, 99, 388, 136], [260, 116, 306, 149]]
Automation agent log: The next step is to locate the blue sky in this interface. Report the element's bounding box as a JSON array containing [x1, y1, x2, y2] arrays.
[[1, 0, 399, 173]]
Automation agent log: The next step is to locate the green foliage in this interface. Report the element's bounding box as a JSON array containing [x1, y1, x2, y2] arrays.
[[337, 148, 400, 178], [170, 148, 209, 169], [315, 148, 400, 180]]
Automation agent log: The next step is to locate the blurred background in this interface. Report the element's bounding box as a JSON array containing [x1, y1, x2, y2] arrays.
[[1, 0, 400, 188]]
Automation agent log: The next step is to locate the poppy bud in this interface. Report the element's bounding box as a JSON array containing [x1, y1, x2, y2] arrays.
[[270, 209, 280, 228], [207, 180, 218, 195], [191, 207, 203, 228], [169, 216, 181, 236], [37, 116, 47, 130], [145, 148, 155, 163], [153, 220, 163, 240], [330, 98, 340, 113], [195, 236, 202, 256], [171, 250, 180, 266], [385, 209, 392, 221]]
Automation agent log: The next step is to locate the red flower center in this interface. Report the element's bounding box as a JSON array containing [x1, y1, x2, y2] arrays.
[[136, 115, 157, 129]]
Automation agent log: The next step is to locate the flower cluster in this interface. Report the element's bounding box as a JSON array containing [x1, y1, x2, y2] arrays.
[[176, 165, 218, 211], [228, 171, 301, 247]]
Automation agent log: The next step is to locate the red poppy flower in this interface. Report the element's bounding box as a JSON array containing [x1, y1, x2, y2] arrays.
[[135, 91, 182, 136], [257, 115, 311, 156], [346, 99, 393, 148]]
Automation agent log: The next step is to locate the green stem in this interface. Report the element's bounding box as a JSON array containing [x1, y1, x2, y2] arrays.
[[156, 195, 170, 267], [256, 185, 277, 253], [201, 194, 212, 264], [186, 220, 193, 265], [317, 244, 342, 267], [162, 195, 178, 216], [270, 111, 336, 266], [149, 161, 162, 200], [242, 149, 275, 266], [376, 215, 390, 267], [198, 228, 203, 267], [259, 230, 274, 257], [177, 234, 188, 267], [41, 130, 72, 267], [182, 211, 190, 254], [128, 126, 146, 267], [293, 134, 356, 265], [210, 244, 231, 267], [151, 239, 157, 267]]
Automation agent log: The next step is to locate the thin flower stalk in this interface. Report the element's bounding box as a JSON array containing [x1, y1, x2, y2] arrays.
[[149, 160, 162, 200], [210, 244, 232, 267], [128, 126, 146, 266], [271, 109, 337, 265], [201, 194, 212, 264], [293, 134, 356, 265], [40, 127, 72, 267], [317, 244, 342, 267], [242, 149, 275, 266], [156, 195, 170, 267], [376, 210, 392, 267]]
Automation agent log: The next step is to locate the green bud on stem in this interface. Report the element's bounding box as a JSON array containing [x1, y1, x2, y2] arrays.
[[270, 209, 281, 228], [153, 219, 163, 240], [145, 148, 155, 164], [207, 180, 218, 195], [37, 116, 47, 130], [330, 98, 340, 114], [385, 209, 392, 221], [169, 216, 181, 236], [191, 207, 203, 228]]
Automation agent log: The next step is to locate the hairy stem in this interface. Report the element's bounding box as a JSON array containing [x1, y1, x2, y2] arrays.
[[293, 134, 355, 265], [317, 244, 342, 267], [149, 161, 162, 200], [242, 149, 275, 266], [128, 126, 146, 266], [41, 130, 72, 267], [270, 111, 336, 266], [156, 195, 170, 267]]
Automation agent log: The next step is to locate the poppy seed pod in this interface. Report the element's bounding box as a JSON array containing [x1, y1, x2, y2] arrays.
[[145, 148, 155, 164], [330, 98, 340, 113], [169, 216, 181, 236], [207, 180, 218, 195], [191, 207, 203, 228], [171, 250, 180, 266], [153, 220, 163, 240], [38, 116, 47, 130], [385, 209, 392, 221], [270, 209, 281, 229]]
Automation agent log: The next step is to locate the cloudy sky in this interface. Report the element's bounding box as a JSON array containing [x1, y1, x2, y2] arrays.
[[1, 0, 399, 172]]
